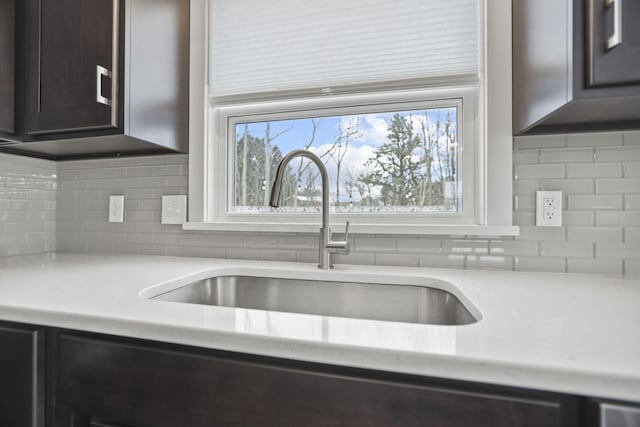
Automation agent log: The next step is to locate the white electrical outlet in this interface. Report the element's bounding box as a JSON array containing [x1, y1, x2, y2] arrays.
[[536, 190, 562, 227], [108, 195, 124, 223], [161, 195, 187, 224]]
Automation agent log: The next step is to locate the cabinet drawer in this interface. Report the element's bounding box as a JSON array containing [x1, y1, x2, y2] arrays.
[[54, 332, 577, 427]]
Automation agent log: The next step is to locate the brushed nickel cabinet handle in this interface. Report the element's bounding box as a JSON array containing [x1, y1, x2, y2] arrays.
[[605, 0, 622, 50], [96, 65, 112, 106]]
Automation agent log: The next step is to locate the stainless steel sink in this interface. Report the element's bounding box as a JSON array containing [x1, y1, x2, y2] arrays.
[[152, 275, 477, 325]]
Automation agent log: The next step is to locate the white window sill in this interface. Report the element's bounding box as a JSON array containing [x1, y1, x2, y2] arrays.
[[183, 222, 520, 237]]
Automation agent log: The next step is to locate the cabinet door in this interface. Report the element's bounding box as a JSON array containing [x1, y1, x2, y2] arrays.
[[54, 331, 578, 427], [587, 0, 640, 87], [25, 0, 119, 135], [0, 0, 15, 134], [0, 321, 45, 427]]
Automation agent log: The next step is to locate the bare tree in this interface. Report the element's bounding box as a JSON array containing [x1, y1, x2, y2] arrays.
[[262, 121, 294, 206], [327, 117, 360, 209], [417, 112, 442, 207], [291, 119, 320, 208], [241, 123, 249, 205]]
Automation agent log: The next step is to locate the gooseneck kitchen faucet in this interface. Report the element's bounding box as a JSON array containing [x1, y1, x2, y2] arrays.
[[269, 149, 350, 269]]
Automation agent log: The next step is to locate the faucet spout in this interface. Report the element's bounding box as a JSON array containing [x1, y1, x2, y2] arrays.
[[270, 149, 349, 269]]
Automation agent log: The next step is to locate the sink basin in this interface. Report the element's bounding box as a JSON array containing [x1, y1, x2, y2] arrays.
[[151, 275, 478, 325]]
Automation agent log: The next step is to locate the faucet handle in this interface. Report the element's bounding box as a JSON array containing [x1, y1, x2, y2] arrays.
[[326, 221, 350, 255]]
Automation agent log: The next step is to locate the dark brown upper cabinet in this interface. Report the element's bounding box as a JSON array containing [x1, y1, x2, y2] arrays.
[[0, 0, 189, 160], [26, 0, 119, 135], [0, 0, 15, 136], [513, 0, 640, 135]]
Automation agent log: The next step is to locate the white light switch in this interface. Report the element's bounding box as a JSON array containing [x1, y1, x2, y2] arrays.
[[108, 195, 124, 223], [162, 195, 187, 224]]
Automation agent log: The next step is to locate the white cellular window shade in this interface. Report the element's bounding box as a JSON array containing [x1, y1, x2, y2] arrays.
[[210, 0, 480, 98]]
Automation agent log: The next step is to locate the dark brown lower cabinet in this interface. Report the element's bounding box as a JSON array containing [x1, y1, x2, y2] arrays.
[[0, 321, 45, 427], [49, 330, 580, 427], [0, 323, 636, 426]]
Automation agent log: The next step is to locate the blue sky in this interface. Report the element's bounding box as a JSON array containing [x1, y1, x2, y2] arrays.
[[235, 107, 458, 203], [237, 108, 457, 154]]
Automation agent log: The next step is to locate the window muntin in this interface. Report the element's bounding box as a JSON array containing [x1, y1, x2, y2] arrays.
[[230, 105, 462, 216]]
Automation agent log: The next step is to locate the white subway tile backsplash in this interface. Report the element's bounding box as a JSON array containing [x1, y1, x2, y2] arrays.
[[567, 195, 623, 210], [515, 256, 566, 273], [568, 258, 623, 275], [278, 235, 318, 250], [210, 234, 244, 248], [539, 148, 593, 164], [596, 243, 640, 260], [442, 239, 489, 254], [375, 253, 419, 267], [184, 247, 227, 259], [596, 211, 640, 227], [568, 132, 623, 147], [138, 176, 168, 188], [515, 164, 565, 180], [566, 163, 621, 178], [226, 248, 260, 260], [513, 150, 539, 164], [125, 167, 155, 177], [243, 235, 279, 249], [596, 178, 640, 194], [489, 240, 538, 256], [514, 194, 536, 211], [397, 238, 441, 254], [354, 236, 397, 252], [625, 261, 640, 277], [567, 227, 623, 243], [563, 211, 595, 226], [514, 135, 566, 149], [539, 179, 594, 194], [540, 241, 593, 258], [517, 226, 566, 242], [596, 147, 640, 162], [0, 153, 56, 257], [466, 255, 514, 270], [513, 211, 536, 227], [418, 254, 465, 269], [513, 179, 541, 195], [626, 162, 640, 177], [336, 251, 376, 265], [625, 227, 640, 243], [295, 250, 318, 264], [4, 132, 638, 276], [624, 194, 640, 211], [259, 249, 297, 262], [624, 131, 640, 145]]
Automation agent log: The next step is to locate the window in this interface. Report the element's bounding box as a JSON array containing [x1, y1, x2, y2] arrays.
[[187, 0, 517, 236], [231, 104, 463, 215]]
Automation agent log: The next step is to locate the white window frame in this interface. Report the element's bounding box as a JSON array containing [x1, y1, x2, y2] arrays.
[[186, 0, 519, 236]]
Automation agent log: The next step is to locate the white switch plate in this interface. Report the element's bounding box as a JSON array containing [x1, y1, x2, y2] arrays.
[[161, 195, 187, 224], [536, 190, 562, 227], [108, 195, 124, 223]]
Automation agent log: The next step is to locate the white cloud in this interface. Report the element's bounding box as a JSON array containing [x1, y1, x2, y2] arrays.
[[353, 114, 390, 148]]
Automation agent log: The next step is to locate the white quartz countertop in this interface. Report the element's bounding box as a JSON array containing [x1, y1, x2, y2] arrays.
[[0, 253, 638, 401]]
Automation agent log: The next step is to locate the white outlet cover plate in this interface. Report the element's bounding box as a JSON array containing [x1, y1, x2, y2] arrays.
[[536, 190, 562, 227], [162, 195, 187, 225], [108, 195, 124, 223]]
